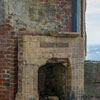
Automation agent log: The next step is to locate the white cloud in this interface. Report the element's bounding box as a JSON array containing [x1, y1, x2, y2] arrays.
[[86, 0, 100, 45], [86, 0, 100, 14]]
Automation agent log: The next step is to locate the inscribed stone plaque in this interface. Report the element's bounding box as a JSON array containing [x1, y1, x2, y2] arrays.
[[40, 42, 69, 48]]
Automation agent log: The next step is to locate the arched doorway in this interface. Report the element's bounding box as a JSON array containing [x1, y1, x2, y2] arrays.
[[38, 62, 72, 100]]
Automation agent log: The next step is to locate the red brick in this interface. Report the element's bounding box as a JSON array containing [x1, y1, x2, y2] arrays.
[[19, 28, 26, 31]]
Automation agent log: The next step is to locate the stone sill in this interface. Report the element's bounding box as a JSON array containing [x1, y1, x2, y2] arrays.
[[45, 32, 80, 37]]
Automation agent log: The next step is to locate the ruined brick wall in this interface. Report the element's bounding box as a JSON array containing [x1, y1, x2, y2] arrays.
[[0, 0, 86, 100], [0, 20, 18, 100], [0, 1, 16, 100]]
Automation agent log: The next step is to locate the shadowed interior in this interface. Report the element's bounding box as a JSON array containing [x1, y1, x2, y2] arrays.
[[38, 63, 72, 100]]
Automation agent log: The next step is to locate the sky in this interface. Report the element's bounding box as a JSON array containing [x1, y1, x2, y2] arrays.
[[86, 0, 100, 45]]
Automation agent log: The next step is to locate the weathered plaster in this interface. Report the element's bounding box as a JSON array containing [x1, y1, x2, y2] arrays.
[[0, 0, 5, 25], [5, 0, 72, 33]]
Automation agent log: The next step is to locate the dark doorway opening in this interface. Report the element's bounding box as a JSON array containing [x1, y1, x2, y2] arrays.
[[38, 63, 71, 100]]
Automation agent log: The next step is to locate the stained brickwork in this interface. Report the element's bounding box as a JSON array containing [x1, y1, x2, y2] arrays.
[[0, 36, 18, 100], [5, 0, 72, 33], [29, 0, 72, 32]]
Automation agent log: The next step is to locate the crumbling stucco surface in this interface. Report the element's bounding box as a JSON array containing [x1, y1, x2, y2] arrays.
[[5, 0, 72, 33]]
